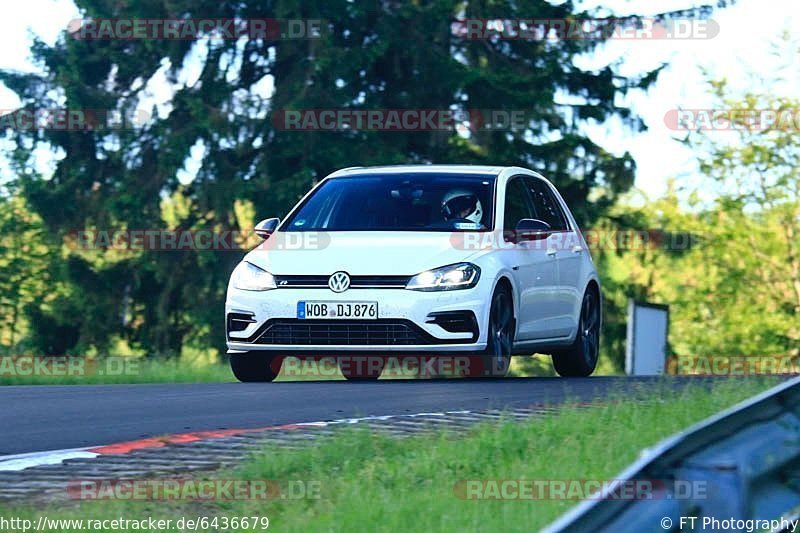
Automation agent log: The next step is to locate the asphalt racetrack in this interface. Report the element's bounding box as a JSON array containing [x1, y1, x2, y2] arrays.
[[0, 376, 745, 455]]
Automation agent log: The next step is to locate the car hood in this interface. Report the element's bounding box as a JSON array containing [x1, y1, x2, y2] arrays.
[[243, 231, 478, 276]]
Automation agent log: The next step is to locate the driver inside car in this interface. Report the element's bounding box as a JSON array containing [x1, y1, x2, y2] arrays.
[[441, 188, 484, 228]]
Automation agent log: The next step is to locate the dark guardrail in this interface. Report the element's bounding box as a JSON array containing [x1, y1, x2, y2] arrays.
[[546, 376, 800, 532]]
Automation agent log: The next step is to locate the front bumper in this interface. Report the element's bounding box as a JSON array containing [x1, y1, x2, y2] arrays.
[[225, 287, 489, 352]]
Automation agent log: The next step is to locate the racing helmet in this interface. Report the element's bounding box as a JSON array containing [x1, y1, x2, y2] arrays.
[[441, 188, 483, 225]]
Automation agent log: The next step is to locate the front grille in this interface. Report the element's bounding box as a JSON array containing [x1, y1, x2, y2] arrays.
[[253, 319, 430, 345], [273, 275, 411, 289]]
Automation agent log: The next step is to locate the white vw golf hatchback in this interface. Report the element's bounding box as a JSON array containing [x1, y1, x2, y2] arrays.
[[226, 165, 601, 381]]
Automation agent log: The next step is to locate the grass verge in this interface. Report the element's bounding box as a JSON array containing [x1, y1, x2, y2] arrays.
[[0, 377, 782, 531], [0, 357, 234, 385]]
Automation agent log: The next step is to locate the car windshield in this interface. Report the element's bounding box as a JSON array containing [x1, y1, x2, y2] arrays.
[[283, 173, 496, 231]]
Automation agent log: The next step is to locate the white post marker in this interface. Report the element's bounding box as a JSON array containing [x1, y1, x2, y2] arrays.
[[625, 299, 669, 376]]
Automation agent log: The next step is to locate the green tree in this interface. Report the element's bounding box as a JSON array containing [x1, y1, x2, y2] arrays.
[[0, 186, 69, 352], [1, 0, 728, 357], [682, 79, 800, 356], [595, 75, 800, 367]]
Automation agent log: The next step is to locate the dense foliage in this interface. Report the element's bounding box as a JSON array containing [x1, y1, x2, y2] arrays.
[[1, 1, 745, 367]]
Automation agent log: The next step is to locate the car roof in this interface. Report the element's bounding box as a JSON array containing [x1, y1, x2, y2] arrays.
[[328, 164, 507, 177]]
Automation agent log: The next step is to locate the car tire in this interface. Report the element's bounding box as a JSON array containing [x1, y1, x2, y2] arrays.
[[552, 287, 600, 377], [229, 352, 283, 382], [338, 356, 384, 380], [480, 285, 514, 378]]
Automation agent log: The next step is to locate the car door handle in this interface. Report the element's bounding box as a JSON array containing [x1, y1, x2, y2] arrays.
[[571, 245, 584, 254], [546, 248, 557, 256]]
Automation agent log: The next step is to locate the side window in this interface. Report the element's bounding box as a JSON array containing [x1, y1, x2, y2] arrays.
[[503, 177, 534, 232], [526, 177, 568, 231]]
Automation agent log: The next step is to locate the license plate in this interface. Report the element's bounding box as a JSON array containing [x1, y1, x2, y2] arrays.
[[297, 301, 378, 319]]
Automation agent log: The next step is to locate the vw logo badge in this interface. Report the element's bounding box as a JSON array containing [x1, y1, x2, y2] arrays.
[[328, 271, 351, 293]]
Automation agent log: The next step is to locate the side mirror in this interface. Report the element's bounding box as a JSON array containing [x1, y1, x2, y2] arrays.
[[254, 218, 280, 240], [515, 218, 552, 242]]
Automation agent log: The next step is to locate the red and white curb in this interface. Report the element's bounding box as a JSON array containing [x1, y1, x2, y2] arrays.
[[0, 410, 476, 472], [0, 449, 102, 471]]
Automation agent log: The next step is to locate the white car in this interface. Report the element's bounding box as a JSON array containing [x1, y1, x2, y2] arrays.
[[225, 165, 601, 382]]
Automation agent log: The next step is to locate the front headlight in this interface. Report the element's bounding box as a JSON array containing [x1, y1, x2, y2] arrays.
[[231, 261, 276, 291], [406, 263, 480, 291]]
